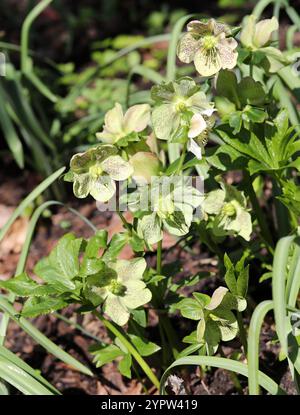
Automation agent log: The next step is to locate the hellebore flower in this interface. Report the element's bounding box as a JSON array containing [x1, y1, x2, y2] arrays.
[[129, 176, 202, 245], [202, 182, 252, 241], [96, 102, 151, 144], [240, 15, 290, 72], [151, 77, 215, 158], [66, 144, 133, 202], [240, 15, 278, 50], [129, 151, 161, 184], [89, 258, 151, 326], [177, 19, 238, 76]]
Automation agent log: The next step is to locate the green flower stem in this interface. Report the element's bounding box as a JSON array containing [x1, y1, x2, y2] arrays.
[[117, 207, 132, 234], [156, 239, 162, 275], [175, 141, 188, 175], [156, 238, 180, 357], [244, 171, 274, 253], [94, 310, 160, 389], [159, 314, 180, 359], [249, 61, 254, 78], [236, 311, 248, 355]]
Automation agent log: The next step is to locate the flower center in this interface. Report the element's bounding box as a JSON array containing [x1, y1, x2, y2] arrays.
[[89, 164, 103, 179], [174, 99, 187, 113], [222, 202, 236, 217], [109, 280, 126, 296], [202, 35, 218, 50], [156, 195, 175, 219]]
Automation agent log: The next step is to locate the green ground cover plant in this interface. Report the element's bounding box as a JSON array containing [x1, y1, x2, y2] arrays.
[[0, 0, 300, 395]]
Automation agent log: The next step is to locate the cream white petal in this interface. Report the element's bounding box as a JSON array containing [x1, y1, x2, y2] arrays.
[[188, 113, 207, 138], [188, 138, 202, 160]]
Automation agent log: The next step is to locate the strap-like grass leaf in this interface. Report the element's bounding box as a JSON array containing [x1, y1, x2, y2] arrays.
[[247, 300, 274, 395], [0, 345, 59, 394], [0, 82, 24, 168], [0, 167, 65, 243], [0, 295, 93, 377], [160, 355, 285, 395], [272, 235, 295, 355]]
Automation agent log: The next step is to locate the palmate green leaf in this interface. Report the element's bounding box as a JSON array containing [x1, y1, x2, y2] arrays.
[[118, 353, 132, 378], [216, 125, 274, 173], [34, 233, 82, 291], [129, 334, 161, 357], [182, 330, 198, 344], [238, 77, 266, 107], [277, 180, 300, 217], [206, 144, 247, 172], [204, 320, 221, 351], [84, 230, 108, 256], [49, 233, 82, 278], [224, 254, 237, 294], [176, 298, 203, 320], [21, 296, 69, 318], [90, 343, 124, 368], [0, 273, 58, 297], [221, 292, 247, 312], [210, 308, 238, 341], [229, 112, 242, 134], [216, 70, 240, 107], [102, 233, 129, 261], [34, 257, 76, 292], [237, 264, 249, 298]]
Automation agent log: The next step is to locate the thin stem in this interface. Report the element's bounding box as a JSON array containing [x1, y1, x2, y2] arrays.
[[175, 141, 188, 175], [159, 314, 180, 359], [249, 61, 254, 78], [243, 171, 274, 253], [53, 312, 102, 343], [236, 311, 248, 355], [156, 239, 162, 275], [93, 310, 160, 389], [117, 207, 131, 234]]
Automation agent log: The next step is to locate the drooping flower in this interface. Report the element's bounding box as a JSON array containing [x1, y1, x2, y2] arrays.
[[151, 77, 215, 158], [96, 103, 151, 144], [240, 15, 290, 72], [88, 258, 152, 326], [177, 19, 238, 77], [129, 151, 161, 184], [202, 182, 252, 241], [240, 15, 278, 50], [65, 144, 133, 202], [128, 176, 202, 245]]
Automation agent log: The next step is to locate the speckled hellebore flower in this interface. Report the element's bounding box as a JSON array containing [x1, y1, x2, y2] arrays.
[[177, 19, 238, 76], [202, 183, 252, 241], [151, 77, 215, 158], [66, 144, 133, 202], [96, 102, 151, 144], [129, 176, 202, 245], [90, 258, 152, 326]]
